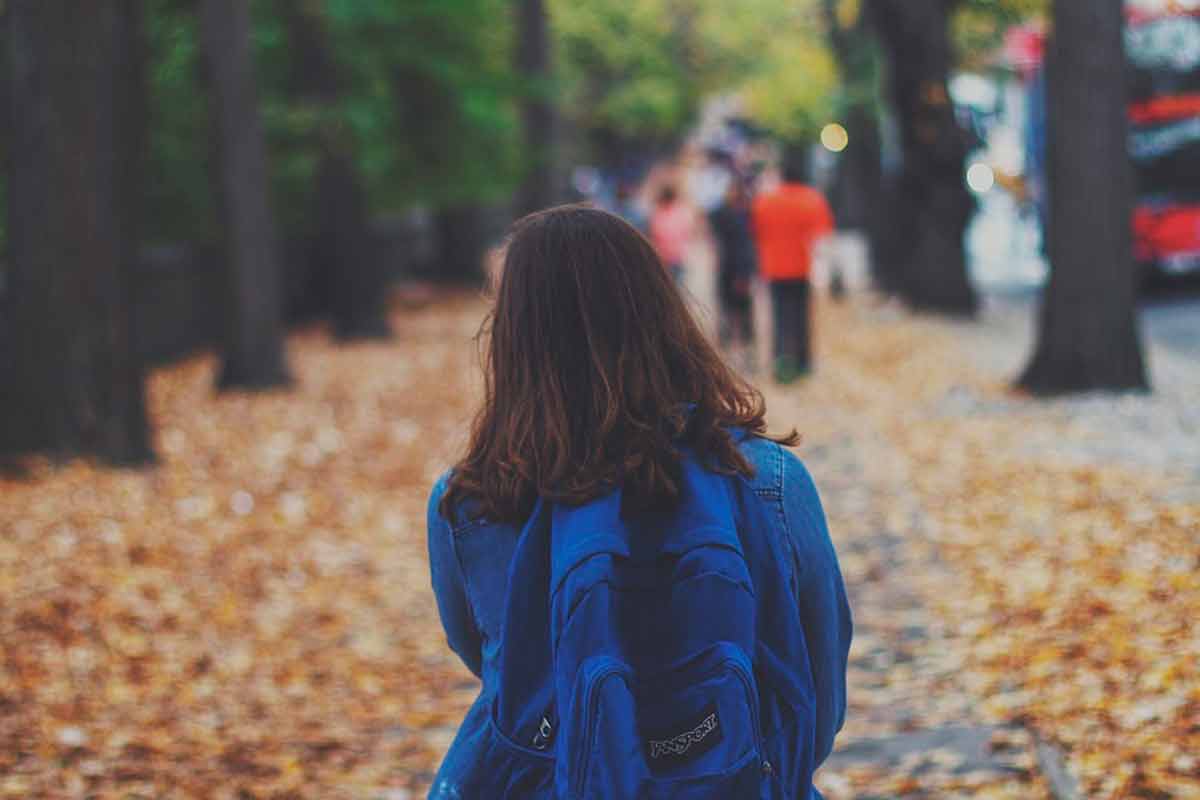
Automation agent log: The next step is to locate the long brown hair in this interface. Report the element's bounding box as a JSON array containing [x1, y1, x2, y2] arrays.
[[441, 204, 796, 524]]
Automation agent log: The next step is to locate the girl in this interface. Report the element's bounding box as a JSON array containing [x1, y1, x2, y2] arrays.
[[427, 205, 850, 799]]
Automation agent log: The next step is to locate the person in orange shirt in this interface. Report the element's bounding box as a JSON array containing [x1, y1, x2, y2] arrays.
[[752, 152, 834, 382]]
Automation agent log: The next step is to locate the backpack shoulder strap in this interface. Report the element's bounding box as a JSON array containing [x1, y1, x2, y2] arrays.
[[495, 500, 556, 741]]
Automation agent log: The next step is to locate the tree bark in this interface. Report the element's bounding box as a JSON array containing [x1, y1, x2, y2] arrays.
[[1, 0, 154, 464], [281, 1, 391, 340], [514, 0, 558, 216], [199, 0, 290, 390], [434, 206, 490, 284], [1018, 0, 1149, 394], [822, 0, 887, 286], [870, 0, 979, 315]]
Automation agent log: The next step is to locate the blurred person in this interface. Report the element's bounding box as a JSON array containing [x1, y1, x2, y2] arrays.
[[690, 149, 736, 213], [613, 180, 648, 233], [427, 205, 851, 800], [752, 152, 834, 383], [708, 176, 758, 371], [1024, 63, 1049, 239], [649, 184, 696, 284]]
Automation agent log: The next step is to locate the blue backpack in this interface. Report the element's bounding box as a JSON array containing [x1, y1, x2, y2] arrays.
[[456, 456, 817, 798]]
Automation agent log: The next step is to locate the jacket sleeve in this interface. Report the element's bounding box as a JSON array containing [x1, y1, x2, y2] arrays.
[[780, 453, 852, 766], [427, 475, 484, 678]]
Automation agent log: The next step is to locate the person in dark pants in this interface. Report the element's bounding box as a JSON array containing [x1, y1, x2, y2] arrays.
[[768, 278, 812, 377], [752, 154, 834, 383], [707, 177, 757, 370]]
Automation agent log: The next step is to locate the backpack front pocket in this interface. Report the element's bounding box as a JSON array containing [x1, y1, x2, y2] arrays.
[[755, 642, 816, 798], [448, 700, 555, 799], [570, 644, 765, 799]]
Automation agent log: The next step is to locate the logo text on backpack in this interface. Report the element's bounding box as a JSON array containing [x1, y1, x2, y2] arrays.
[[646, 705, 723, 764]]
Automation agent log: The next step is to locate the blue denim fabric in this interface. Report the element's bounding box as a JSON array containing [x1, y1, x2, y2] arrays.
[[426, 437, 852, 799]]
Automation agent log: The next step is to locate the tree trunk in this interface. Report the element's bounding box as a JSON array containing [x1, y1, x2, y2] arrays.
[[870, 0, 978, 315], [1018, 1, 1148, 394], [514, 0, 558, 217], [281, 1, 391, 340], [0, 0, 154, 464], [315, 154, 392, 339], [434, 206, 491, 284], [822, 0, 886, 287], [831, 105, 883, 234], [199, 0, 290, 390]]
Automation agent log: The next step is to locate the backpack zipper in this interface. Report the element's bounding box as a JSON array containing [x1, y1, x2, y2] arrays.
[[574, 662, 625, 796], [729, 659, 772, 779]]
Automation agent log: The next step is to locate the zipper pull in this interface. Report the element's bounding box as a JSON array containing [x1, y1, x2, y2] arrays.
[[531, 715, 555, 750]]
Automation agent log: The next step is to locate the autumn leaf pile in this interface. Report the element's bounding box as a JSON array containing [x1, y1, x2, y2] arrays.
[[2, 291, 1196, 798], [1, 297, 486, 798], [789, 300, 1199, 799]]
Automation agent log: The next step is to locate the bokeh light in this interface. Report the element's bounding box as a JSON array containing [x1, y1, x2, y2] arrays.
[[966, 162, 996, 194], [820, 122, 849, 153]]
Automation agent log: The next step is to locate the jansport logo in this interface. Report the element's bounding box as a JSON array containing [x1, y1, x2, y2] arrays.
[[647, 708, 722, 761]]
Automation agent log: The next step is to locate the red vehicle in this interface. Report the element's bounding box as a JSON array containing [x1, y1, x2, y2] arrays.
[[1127, 0, 1200, 275], [1011, 4, 1200, 277]]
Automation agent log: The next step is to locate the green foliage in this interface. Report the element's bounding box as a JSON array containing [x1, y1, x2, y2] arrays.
[[955, 0, 1048, 70], [140, 0, 520, 242], [729, 1, 835, 143], [14, 0, 1019, 248], [551, 0, 700, 149], [552, 0, 840, 154], [144, 0, 216, 242], [289, 0, 521, 209]]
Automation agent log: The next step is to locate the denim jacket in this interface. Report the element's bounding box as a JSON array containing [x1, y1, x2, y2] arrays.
[[426, 436, 852, 798]]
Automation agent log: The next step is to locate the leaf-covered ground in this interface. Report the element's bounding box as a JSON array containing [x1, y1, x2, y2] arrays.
[[784, 298, 1199, 799], [1, 291, 1196, 798], [1, 297, 485, 798]]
